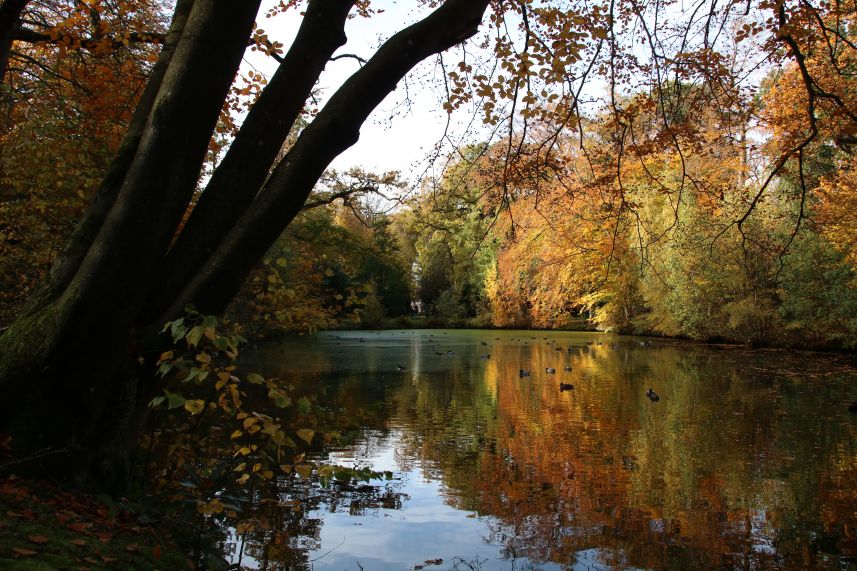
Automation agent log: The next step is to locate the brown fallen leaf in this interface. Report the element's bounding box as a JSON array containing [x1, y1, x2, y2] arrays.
[[67, 522, 93, 533], [27, 534, 49, 544], [82, 557, 98, 564], [12, 547, 38, 556], [152, 544, 162, 560], [100, 555, 118, 564], [70, 538, 87, 546], [7, 509, 35, 520], [125, 543, 141, 552], [96, 532, 112, 544]]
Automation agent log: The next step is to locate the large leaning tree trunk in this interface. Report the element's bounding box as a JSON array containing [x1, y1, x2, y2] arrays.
[[0, 0, 491, 490]]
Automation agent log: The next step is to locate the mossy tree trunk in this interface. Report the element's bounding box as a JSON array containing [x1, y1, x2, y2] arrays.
[[0, 0, 491, 491]]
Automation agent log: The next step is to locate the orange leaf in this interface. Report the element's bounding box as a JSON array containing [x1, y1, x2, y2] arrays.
[[27, 535, 48, 544], [13, 547, 38, 556], [70, 538, 87, 546]]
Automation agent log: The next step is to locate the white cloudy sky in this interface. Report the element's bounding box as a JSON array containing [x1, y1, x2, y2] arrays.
[[242, 1, 476, 183]]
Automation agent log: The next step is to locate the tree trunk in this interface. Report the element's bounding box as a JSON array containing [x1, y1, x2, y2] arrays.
[[157, 0, 491, 321], [22, 0, 196, 316], [0, 0, 491, 492], [0, 0, 260, 490], [0, 0, 29, 84], [148, 0, 355, 318]]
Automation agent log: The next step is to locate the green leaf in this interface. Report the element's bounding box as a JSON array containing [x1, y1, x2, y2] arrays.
[[170, 318, 186, 342], [165, 391, 185, 410], [296, 396, 311, 414], [246, 373, 265, 385], [186, 326, 203, 348], [148, 396, 166, 408]]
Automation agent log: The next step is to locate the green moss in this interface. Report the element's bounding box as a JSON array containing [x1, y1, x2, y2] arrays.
[[0, 303, 60, 381]]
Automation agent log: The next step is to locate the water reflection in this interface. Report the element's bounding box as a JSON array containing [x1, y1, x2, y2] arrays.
[[238, 330, 857, 570]]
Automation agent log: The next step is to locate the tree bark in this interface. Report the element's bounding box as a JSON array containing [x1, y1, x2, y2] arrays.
[[148, 0, 355, 319]]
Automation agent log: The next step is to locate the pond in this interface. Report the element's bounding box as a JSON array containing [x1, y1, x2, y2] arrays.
[[231, 329, 857, 570]]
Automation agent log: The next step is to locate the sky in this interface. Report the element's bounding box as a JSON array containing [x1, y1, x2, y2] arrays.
[[242, 1, 472, 184]]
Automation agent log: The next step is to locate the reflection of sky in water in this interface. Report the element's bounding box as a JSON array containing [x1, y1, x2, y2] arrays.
[[308, 431, 565, 570]]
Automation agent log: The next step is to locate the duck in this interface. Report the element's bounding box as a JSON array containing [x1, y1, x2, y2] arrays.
[[646, 388, 660, 402], [545, 367, 556, 374], [559, 383, 574, 391], [397, 365, 406, 371], [564, 365, 572, 372], [480, 341, 488, 346], [480, 353, 491, 359], [519, 369, 530, 377], [447, 351, 454, 356]]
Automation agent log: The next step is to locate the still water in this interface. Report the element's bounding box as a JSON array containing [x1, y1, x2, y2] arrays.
[[235, 330, 857, 570]]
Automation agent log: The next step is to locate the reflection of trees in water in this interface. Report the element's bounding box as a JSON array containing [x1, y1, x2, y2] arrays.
[[223, 455, 409, 569], [383, 341, 857, 569], [239, 336, 857, 569]]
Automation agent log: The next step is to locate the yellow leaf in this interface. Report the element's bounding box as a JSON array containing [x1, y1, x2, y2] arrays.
[[296, 428, 314, 445], [230, 430, 243, 440], [234, 462, 246, 472], [279, 464, 292, 474], [183, 399, 205, 415], [295, 464, 312, 479], [235, 446, 251, 457]]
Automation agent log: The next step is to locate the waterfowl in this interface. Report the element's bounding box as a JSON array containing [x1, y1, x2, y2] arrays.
[[447, 351, 454, 356], [564, 366, 572, 372], [646, 388, 660, 402], [559, 383, 574, 391], [480, 354, 491, 359], [519, 369, 530, 377], [545, 367, 556, 374], [397, 365, 406, 371], [481, 341, 488, 346]]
